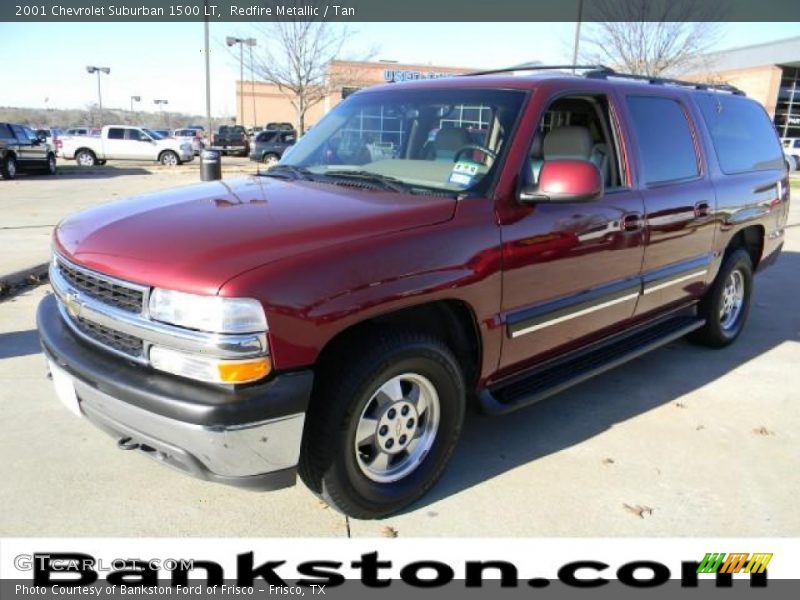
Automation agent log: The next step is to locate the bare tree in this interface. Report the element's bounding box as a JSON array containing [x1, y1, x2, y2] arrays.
[[249, 21, 371, 134], [581, 0, 724, 77]]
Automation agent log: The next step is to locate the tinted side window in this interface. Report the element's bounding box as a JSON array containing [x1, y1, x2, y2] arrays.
[[107, 128, 125, 140], [696, 94, 783, 174], [0, 124, 14, 141], [626, 96, 699, 185], [125, 129, 144, 141], [11, 125, 27, 141]]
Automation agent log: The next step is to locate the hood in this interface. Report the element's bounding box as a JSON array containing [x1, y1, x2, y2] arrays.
[[54, 176, 456, 295]]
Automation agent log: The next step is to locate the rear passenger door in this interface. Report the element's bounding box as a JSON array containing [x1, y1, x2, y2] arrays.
[[104, 127, 128, 158], [622, 94, 716, 316], [10, 125, 35, 166]]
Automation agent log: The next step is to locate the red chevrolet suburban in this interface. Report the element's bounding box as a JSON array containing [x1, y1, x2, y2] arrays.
[[37, 66, 789, 518]]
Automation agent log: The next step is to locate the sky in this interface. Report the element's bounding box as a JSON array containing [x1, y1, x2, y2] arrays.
[[0, 21, 798, 118]]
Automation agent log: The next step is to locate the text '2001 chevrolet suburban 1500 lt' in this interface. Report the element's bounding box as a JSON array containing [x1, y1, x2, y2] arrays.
[[37, 66, 790, 519]]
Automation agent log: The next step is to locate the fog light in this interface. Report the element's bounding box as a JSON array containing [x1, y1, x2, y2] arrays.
[[149, 346, 271, 384]]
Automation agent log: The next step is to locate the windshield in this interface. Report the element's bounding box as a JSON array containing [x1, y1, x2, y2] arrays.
[[279, 87, 526, 193], [143, 128, 164, 140]]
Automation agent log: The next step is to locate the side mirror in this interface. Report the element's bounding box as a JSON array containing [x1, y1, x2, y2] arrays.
[[36, 133, 48, 143], [519, 159, 603, 204]]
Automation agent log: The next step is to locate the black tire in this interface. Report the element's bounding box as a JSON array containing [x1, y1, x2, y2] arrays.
[[1, 154, 17, 180], [75, 149, 96, 167], [689, 248, 753, 348], [44, 153, 57, 175], [299, 331, 466, 519], [262, 153, 280, 166], [160, 151, 179, 166]]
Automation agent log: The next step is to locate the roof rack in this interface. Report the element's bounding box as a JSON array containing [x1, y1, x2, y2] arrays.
[[584, 70, 745, 95], [461, 64, 614, 77], [462, 63, 746, 96]]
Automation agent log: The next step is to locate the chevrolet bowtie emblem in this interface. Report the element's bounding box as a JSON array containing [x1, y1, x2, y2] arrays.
[[65, 292, 82, 318]]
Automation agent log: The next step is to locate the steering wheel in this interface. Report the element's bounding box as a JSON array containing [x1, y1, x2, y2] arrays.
[[453, 144, 497, 164]]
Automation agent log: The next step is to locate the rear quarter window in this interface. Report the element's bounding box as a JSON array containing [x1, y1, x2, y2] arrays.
[[107, 128, 125, 140], [0, 124, 14, 141], [696, 94, 784, 174], [626, 96, 700, 185]]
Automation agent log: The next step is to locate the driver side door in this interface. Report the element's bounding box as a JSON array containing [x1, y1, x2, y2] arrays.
[[499, 92, 646, 371]]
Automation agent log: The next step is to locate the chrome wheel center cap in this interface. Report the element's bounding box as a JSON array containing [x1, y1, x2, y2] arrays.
[[376, 400, 419, 454]]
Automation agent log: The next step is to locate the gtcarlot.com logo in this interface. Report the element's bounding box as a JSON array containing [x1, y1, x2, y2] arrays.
[[16, 552, 771, 590]]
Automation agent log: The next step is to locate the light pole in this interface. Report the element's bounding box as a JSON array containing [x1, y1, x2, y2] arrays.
[[154, 99, 169, 128], [226, 36, 248, 126], [246, 38, 257, 129], [130, 95, 140, 118], [204, 3, 212, 138], [571, 0, 584, 70], [86, 65, 110, 125]]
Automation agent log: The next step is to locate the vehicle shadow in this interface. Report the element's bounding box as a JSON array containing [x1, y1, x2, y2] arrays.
[[52, 166, 154, 179], [411, 249, 800, 512], [0, 329, 41, 359]]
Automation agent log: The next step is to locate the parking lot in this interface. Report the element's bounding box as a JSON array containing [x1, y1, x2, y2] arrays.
[[1, 165, 799, 538]]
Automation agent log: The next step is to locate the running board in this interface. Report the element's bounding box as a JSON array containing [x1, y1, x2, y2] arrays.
[[479, 315, 705, 415]]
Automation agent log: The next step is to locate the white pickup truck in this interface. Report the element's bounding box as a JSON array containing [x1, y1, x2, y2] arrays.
[[61, 125, 194, 167]]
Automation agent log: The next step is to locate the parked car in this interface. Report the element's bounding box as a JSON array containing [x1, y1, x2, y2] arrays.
[[60, 125, 194, 166], [249, 128, 297, 165], [0, 122, 57, 179], [172, 128, 205, 155], [37, 67, 789, 518], [785, 150, 798, 171], [265, 122, 295, 131], [783, 138, 800, 168], [211, 125, 249, 156], [64, 127, 95, 137]]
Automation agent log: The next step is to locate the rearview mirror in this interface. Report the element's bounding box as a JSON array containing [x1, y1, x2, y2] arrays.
[[519, 159, 603, 204]]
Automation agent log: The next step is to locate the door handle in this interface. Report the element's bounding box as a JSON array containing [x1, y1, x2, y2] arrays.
[[621, 212, 643, 232], [694, 201, 711, 218]]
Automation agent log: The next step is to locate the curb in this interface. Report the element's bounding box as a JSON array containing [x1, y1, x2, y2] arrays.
[[0, 263, 50, 301]]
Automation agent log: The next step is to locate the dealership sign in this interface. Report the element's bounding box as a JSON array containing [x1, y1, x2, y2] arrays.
[[384, 70, 456, 83]]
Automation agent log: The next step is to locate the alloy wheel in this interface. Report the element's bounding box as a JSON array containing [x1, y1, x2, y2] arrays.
[[719, 269, 745, 331], [354, 373, 441, 484]]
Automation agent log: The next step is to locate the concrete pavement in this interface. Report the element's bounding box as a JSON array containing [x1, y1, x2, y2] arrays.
[[0, 158, 258, 284], [1, 226, 798, 536]]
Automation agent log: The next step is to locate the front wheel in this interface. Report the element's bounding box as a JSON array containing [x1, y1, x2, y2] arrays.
[[689, 248, 753, 347], [160, 151, 179, 166], [299, 332, 465, 519], [45, 154, 57, 175], [262, 153, 279, 166], [1, 155, 17, 179]]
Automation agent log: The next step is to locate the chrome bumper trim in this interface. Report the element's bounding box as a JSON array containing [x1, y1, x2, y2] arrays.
[[74, 377, 304, 478]]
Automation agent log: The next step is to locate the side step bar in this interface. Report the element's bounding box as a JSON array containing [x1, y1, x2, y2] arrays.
[[479, 315, 705, 415]]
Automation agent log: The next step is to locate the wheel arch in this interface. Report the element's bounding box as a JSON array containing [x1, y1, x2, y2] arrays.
[[74, 147, 96, 159], [725, 224, 765, 270], [313, 299, 483, 391]]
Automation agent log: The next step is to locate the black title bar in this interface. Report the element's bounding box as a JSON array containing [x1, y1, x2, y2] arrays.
[[5, 0, 800, 22]]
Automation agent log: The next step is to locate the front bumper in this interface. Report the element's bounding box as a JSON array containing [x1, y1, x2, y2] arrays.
[[37, 294, 313, 491]]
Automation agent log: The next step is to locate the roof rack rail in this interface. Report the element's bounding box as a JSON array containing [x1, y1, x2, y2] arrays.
[[461, 64, 615, 77], [461, 63, 746, 96], [584, 70, 745, 95]]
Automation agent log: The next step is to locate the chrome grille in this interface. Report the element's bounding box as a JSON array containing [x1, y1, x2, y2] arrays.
[[73, 316, 144, 358], [57, 258, 144, 313]]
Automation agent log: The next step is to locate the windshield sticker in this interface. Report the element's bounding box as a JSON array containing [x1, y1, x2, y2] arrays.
[[448, 160, 480, 188]]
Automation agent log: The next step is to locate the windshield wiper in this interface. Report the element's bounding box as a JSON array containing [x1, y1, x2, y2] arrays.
[[322, 170, 413, 193], [260, 164, 314, 181]]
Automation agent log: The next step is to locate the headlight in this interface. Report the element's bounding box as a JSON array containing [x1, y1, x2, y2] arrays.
[[148, 288, 267, 333]]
